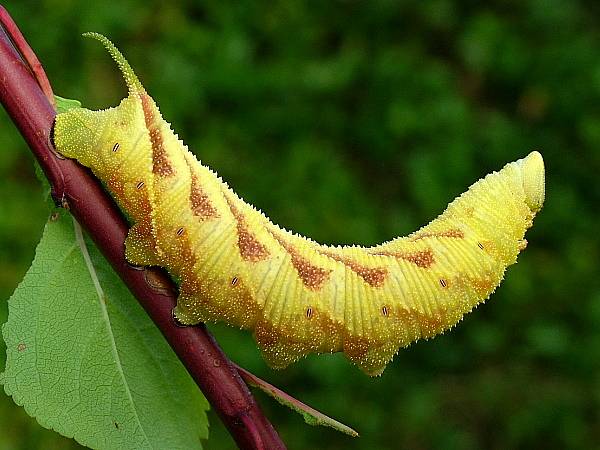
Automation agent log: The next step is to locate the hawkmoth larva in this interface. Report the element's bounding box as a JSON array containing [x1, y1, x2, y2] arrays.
[[52, 33, 545, 376]]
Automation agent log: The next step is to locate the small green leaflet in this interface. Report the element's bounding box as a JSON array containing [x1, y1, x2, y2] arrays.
[[55, 95, 82, 113], [1, 207, 209, 449]]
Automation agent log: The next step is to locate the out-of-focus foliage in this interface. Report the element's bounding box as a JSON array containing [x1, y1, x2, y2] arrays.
[[1, 0, 598, 448]]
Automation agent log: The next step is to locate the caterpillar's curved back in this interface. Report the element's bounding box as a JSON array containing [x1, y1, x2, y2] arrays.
[[53, 34, 545, 376]]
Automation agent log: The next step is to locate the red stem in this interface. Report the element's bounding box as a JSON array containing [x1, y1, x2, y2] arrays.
[[0, 6, 284, 449]]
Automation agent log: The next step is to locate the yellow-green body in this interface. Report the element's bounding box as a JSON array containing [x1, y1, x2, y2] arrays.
[[53, 33, 545, 376]]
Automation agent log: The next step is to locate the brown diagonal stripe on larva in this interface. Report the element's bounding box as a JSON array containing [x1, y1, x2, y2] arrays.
[[140, 93, 174, 177], [186, 156, 218, 220], [269, 231, 332, 291], [408, 227, 465, 242], [224, 194, 270, 262], [140, 93, 157, 127], [370, 248, 436, 269], [291, 253, 332, 290], [319, 250, 388, 287], [149, 127, 174, 177]]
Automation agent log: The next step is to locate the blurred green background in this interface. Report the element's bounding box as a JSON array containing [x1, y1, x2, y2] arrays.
[[1, 1, 599, 448]]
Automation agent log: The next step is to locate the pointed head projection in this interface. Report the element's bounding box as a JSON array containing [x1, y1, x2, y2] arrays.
[[81, 32, 146, 95], [52, 33, 151, 177]]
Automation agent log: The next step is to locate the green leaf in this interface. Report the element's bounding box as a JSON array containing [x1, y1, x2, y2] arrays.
[[55, 95, 82, 113], [1, 209, 209, 449]]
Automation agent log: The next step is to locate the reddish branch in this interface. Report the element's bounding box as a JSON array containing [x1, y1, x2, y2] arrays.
[[0, 6, 284, 449]]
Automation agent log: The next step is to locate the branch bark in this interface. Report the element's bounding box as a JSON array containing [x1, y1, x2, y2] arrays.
[[0, 6, 284, 449]]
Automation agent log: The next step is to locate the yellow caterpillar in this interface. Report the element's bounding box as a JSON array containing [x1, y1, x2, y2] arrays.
[[52, 33, 544, 376]]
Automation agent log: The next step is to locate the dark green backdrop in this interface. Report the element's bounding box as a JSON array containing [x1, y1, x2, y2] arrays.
[[1, 1, 599, 448]]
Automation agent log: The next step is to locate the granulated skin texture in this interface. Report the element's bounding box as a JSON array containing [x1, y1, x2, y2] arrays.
[[54, 33, 545, 376]]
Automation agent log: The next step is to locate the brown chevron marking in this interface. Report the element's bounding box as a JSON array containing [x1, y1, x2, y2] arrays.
[[149, 127, 174, 177], [370, 248, 435, 269], [270, 232, 331, 291], [225, 195, 270, 262], [408, 227, 465, 242], [186, 155, 218, 220], [319, 250, 388, 288], [140, 93, 174, 177], [140, 93, 158, 127], [288, 248, 331, 291]]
